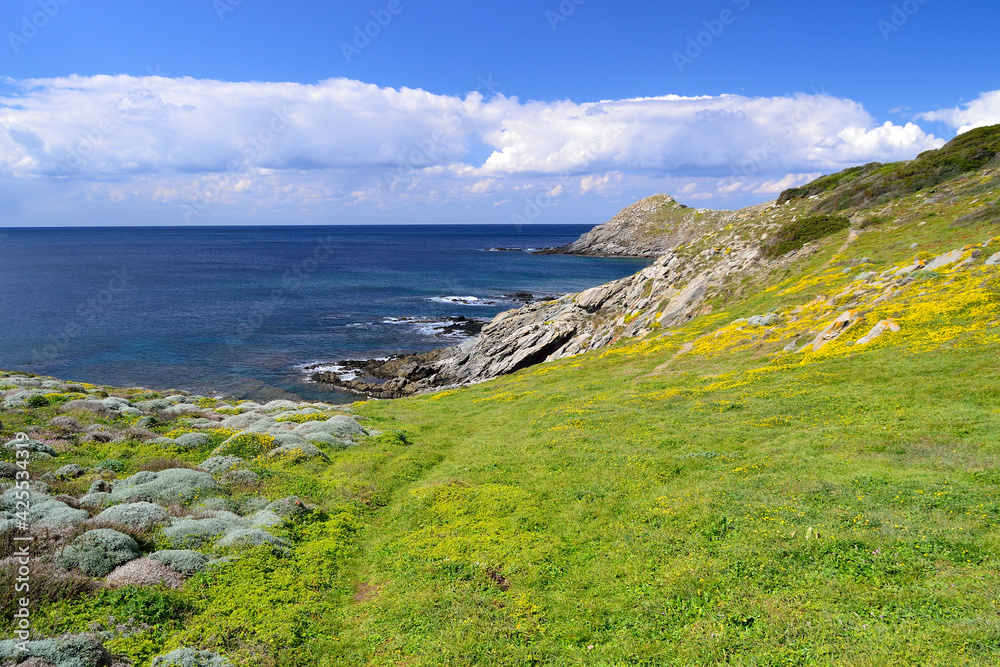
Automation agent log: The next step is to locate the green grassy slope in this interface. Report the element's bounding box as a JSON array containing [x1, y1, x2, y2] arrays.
[[3, 130, 1000, 666]]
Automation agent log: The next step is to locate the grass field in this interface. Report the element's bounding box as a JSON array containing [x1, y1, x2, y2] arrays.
[[3, 135, 1000, 665]]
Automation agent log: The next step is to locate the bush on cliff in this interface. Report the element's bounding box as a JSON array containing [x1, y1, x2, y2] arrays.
[[762, 214, 851, 257]]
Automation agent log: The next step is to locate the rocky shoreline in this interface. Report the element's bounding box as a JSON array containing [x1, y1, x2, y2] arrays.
[[308, 348, 455, 399], [309, 194, 781, 399]]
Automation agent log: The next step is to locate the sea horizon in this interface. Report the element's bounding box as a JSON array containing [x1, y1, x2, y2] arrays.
[[0, 224, 650, 402]]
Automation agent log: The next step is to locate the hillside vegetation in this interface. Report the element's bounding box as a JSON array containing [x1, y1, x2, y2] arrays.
[[2, 127, 1000, 666]]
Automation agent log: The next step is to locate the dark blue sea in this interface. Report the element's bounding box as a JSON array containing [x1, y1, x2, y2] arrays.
[[0, 225, 649, 402]]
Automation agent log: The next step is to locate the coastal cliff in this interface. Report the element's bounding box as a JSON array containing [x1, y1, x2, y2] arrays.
[[314, 125, 1000, 398], [540, 194, 704, 257], [315, 199, 785, 397]]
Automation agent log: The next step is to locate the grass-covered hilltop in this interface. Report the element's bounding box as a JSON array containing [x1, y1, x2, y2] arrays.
[[4, 125, 1000, 667]]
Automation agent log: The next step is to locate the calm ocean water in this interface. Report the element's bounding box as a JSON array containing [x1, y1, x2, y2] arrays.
[[0, 225, 649, 402]]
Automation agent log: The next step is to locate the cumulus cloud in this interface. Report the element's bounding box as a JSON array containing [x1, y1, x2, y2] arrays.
[[0, 75, 949, 221], [917, 90, 1000, 134]]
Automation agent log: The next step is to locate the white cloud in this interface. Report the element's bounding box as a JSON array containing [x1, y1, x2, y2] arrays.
[[579, 172, 623, 195], [753, 173, 820, 196], [0, 75, 951, 222], [917, 90, 1000, 134]]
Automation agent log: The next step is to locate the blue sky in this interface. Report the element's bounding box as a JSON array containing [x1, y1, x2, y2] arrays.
[[1, 0, 998, 226]]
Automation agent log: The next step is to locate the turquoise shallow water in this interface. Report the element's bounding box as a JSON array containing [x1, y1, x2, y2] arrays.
[[0, 225, 650, 401]]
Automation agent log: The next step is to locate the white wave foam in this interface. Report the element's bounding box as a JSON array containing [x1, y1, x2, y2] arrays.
[[429, 295, 496, 306], [383, 316, 482, 338]]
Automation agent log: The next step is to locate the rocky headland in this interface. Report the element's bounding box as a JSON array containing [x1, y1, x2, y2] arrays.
[[313, 125, 1000, 399], [537, 194, 702, 257]]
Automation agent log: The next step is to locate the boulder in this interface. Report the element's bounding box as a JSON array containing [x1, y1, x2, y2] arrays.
[[808, 310, 860, 351], [923, 249, 964, 271], [96, 502, 169, 530], [856, 319, 901, 345], [985, 251, 1000, 266], [148, 550, 211, 576], [104, 558, 185, 589], [56, 529, 140, 577]]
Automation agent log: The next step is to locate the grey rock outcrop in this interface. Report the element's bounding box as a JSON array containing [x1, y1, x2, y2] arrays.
[[539, 195, 697, 257], [314, 212, 774, 398]]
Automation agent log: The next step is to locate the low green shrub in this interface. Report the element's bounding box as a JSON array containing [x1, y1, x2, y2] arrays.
[[763, 215, 851, 257], [27, 394, 51, 408]]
